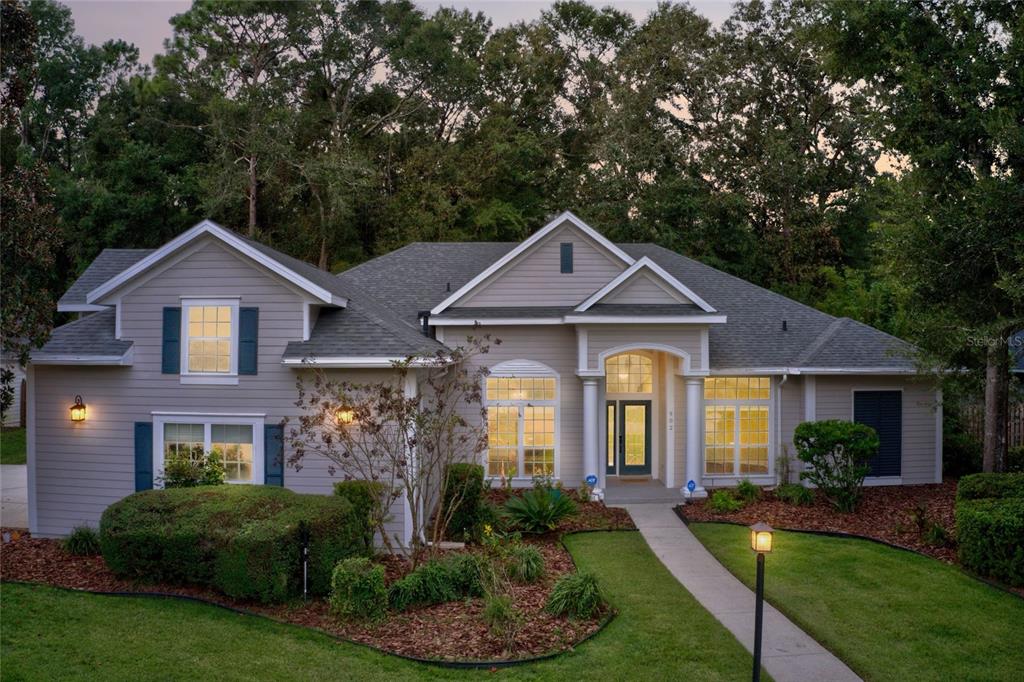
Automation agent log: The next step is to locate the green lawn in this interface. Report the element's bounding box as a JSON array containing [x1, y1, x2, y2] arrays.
[[0, 427, 26, 465], [690, 523, 1024, 682], [0, 532, 761, 681]]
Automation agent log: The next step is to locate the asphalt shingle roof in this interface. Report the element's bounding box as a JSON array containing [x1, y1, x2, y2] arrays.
[[34, 309, 132, 359], [58, 249, 153, 308]]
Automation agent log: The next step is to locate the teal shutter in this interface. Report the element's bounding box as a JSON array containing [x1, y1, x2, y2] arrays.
[[264, 423, 284, 486], [161, 307, 181, 374], [560, 242, 573, 273], [239, 307, 259, 375], [134, 422, 153, 491]]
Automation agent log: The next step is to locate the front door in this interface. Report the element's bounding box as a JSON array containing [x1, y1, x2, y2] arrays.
[[606, 400, 651, 476]]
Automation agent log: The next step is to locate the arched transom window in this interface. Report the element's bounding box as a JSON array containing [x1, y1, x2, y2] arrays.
[[485, 361, 558, 479], [605, 353, 653, 394]]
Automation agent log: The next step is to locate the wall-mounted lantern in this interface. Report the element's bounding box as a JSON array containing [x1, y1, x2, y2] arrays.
[[70, 395, 87, 422], [335, 406, 355, 426]]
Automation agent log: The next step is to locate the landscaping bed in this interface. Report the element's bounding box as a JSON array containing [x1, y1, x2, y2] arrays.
[[679, 481, 958, 563], [484, 488, 635, 532]]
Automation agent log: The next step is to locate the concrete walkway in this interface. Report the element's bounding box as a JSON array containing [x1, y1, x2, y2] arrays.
[[624, 503, 860, 682], [1, 464, 28, 529]]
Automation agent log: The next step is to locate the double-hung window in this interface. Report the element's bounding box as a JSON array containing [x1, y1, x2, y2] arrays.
[[485, 372, 557, 479], [181, 298, 239, 381], [155, 414, 264, 485], [703, 377, 771, 475]]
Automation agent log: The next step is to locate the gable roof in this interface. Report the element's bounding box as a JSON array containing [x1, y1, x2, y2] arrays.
[[429, 211, 635, 315], [85, 220, 348, 306], [58, 249, 152, 312], [574, 257, 716, 313]]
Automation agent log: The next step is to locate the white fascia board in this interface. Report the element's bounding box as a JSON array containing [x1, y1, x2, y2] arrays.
[[430, 317, 564, 326], [281, 356, 441, 368], [30, 351, 133, 366], [710, 366, 920, 376], [429, 211, 635, 315], [562, 315, 727, 324], [56, 303, 107, 313], [86, 220, 341, 306], [574, 257, 716, 313]]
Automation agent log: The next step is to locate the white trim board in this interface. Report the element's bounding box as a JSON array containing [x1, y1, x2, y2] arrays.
[[86, 220, 346, 306], [574, 257, 716, 313], [430, 211, 635, 315], [431, 314, 726, 326], [281, 356, 439, 368]]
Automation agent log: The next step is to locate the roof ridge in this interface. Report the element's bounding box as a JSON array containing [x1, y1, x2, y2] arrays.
[[794, 317, 849, 365]]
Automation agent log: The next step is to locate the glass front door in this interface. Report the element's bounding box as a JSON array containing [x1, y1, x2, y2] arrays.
[[606, 400, 651, 476]]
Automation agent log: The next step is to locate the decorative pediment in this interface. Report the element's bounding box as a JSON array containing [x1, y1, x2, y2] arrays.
[[574, 257, 716, 313]]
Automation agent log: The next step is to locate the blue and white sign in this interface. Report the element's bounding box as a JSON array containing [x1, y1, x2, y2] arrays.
[[585, 474, 598, 486], [687, 480, 696, 493]]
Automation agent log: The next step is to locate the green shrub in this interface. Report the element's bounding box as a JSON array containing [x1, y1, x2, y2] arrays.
[[955, 497, 1024, 586], [99, 486, 370, 603], [735, 479, 761, 503], [388, 552, 485, 611], [63, 525, 101, 556], [505, 544, 544, 584], [922, 522, 952, 549], [329, 557, 388, 621], [1008, 446, 1024, 474], [441, 463, 486, 541], [708, 489, 744, 514], [956, 472, 1024, 501], [775, 483, 814, 506], [333, 480, 385, 552], [502, 487, 577, 533], [482, 593, 522, 646], [794, 420, 879, 512], [545, 571, 604, 620], [160, 447, 225, 488]]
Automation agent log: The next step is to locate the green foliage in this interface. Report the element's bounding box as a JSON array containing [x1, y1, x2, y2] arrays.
[[707, 489, 744, 514], [333, 480, 384, 553], [735, 479, 760, 503], [775, 483, 814, 507], [62, 526, 101, 556], [504, 544, 544, 584], [387, 553, 485, 612], [442, 463, 486, 541], [99, 486, 370, 603], [160, 447, 225, 488], [955, 498, 1024, 586], [943, 411, 983, 477], [482, 592, 522, 647], [329, 557, 388, 622], [956, 473, 1024, 502], [794, 420, 879, 512], [1007, 446, 1024, 474], [502, 487, 577, 533], [545, 571, 604, 620]]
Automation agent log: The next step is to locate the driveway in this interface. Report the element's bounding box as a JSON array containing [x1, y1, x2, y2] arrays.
[[1, 464, 27, 529]]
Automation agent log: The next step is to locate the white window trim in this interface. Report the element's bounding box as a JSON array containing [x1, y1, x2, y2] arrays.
[[180, 297, 240, 385], [702, 377, 773, 477], [152, 413, 265, 487], [485, 360, 561, 482]]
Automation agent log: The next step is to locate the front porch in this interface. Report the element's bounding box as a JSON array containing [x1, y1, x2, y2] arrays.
[[603, 477, 686, 505]]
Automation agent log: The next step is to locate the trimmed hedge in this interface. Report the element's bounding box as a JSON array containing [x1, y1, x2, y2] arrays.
[[955, 497, 1024, 586], [99, 485, 371, 603], [334, 480, 385, 552], [956, 472, 1024, 501]]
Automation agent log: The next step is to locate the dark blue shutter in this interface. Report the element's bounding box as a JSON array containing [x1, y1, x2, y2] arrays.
[[134, 422, 153, 491], [560, 242, 573, 273], [161, 307, 181, 374], [854, 391, 902, 477], [264, 423, 284, 486], [239, 307, 259, 375]]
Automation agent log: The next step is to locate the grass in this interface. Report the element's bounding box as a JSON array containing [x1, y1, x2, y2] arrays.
[[0, 427, 26, 465], [689, 523, 1024, 682], [0, 531, 760, 681]]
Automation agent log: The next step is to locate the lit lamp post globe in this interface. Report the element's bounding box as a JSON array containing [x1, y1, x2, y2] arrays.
[[749, 522, 774, 682]]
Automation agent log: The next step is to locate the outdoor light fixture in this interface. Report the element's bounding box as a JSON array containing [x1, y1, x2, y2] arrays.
[[70, 395, 87, 422], [335, 406, 355, 425], [749, 521, 774, 682]]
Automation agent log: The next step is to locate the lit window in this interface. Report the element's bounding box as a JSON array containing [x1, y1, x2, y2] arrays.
[[485, 374, 557, 478], [158, 418, 261, 484], [606, 353, 652, 393], [703, 377, 771, 475], [186, 305, 233, 373], [164, 423, 204, 461], [212, 423, 254, 482]]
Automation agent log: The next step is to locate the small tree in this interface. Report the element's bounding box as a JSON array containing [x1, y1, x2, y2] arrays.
[[287, 336, 495, 560], [794, 420, 879, 512]]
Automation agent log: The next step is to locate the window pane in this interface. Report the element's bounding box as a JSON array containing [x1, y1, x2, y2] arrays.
[[703, 376, 770, 401], [523, 406, 554, 476], [185, 305, 233, 374], [164, 423, 204, 460], [704, 407, 735, 474], [487, 406, 518, 477], [212, 424, 254, 483], [739, 406, 769, 474], [607, 404, 616, 468], [606, 353, 653, 394]]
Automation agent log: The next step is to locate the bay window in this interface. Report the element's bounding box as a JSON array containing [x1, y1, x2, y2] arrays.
[[703, 377, 771, 475]]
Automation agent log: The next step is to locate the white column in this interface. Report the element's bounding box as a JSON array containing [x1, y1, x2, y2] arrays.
[[684, 377, 707, 498], [582, 376, 602, 500]]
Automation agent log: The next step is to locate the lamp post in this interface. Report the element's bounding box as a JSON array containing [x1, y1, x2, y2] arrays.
[[749, 521, 774, 682]]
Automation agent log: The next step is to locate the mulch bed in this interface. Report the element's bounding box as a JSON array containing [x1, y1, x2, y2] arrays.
[[679, 482, 959, 563], [0, 496, 632, 663], [484, 488, 636, 533]]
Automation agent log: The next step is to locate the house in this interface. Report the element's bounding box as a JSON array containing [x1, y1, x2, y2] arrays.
[[27, 211, 942, 539]]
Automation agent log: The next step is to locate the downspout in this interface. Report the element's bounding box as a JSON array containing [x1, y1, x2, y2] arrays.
[[776, 373, 789, 486]]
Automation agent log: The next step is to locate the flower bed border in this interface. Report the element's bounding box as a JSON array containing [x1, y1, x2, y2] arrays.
[[673, 506, 1024, 601], [1, 528, 632, 669]]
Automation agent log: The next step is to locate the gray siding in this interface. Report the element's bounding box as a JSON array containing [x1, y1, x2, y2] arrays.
[[779, 376, 804, 482], [602, 271, 688, 305], [31, 240, 405, 538], [814, 376, 939, 484], [585, 325, 705, 372], [459, 223, 625, 307]]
